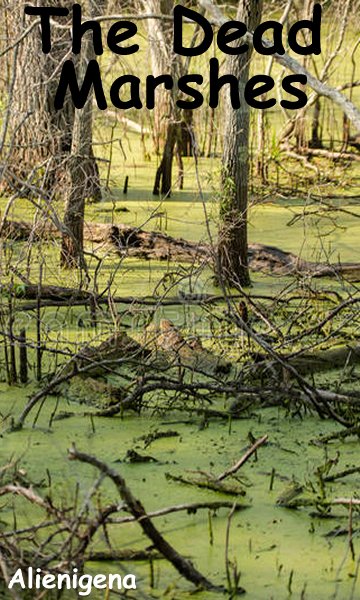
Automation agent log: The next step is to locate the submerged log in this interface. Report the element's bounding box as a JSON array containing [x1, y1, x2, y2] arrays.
[[71, 331, 150, 377], [144, 319, 232, 375], [165, 472, 247, 496], [4, 218, 360, 279], [289, 344, 360, 374]]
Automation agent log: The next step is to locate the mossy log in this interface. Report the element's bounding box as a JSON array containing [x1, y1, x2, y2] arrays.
[[69, 331, 150, 377], [165, 472, 247, 497]]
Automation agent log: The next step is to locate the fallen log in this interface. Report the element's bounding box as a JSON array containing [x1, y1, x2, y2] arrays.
[[165, 472, 247, 496], [4, 219, 360, 279], [7, 283, 92, 303]]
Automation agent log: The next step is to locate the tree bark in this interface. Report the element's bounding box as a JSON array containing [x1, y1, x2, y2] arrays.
[[1, 1, 75, 194], [60, 0, 103, 268], [153, 122, 178, 196], [218, 0, 263, 288], [143, 0, 174, 155], [143, 0, 188, 197]]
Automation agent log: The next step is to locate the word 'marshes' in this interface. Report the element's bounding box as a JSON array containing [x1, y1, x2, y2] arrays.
[[24, 4, 322, 111]]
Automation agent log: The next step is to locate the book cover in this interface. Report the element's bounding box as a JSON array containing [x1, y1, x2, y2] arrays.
[[0, 1, 359, 598]]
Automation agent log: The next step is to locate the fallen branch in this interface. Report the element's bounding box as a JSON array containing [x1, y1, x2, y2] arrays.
[[86, 549, 161, 562], [312, 425, 360, 445], [110, 500, 248, 524], [165, 472, 247, 496], [0, 484, 66, 522], [331, 498, 360, 506], [323, 466, 360, 483], [217, 435, 268, 482], [68, 446, 221, 592]]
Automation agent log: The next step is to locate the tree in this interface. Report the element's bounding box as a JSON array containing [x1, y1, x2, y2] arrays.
[[142, 0, 182, 196], [218, 0, 263, 287], [1, 0, 75, 194], [60, 65, 94, 269], [142, 0, 195, 196], [199, 0, 360, 289], [60, 0, 105, 268], [1, 1, 102, 269]]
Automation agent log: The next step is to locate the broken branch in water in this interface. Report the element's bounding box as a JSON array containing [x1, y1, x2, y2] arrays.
[[109, 500, 249, 524], [216, 435, 269, 482]]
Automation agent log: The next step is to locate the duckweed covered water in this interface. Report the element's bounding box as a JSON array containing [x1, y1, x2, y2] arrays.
[[1, 383, 359, 600], [2, 146, 360, 599]]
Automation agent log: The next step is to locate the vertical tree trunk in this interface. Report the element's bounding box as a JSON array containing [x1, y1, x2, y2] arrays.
[[143, 0, 190, 197], [153, 122, 178, 196], [1, 1, 75, 194], [310, 97, 323, 148], [294, 0, 314, 151], [60, 0, 104, 267], [218, 0, 263, 288], [1, 1, 101, 206], [144, 0, 174, 155]]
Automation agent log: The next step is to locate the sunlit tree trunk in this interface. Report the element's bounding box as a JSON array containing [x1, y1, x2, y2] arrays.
[[143, 0, 195, 196], [142, 0, 182, 196], [1, 0, 75, 194]]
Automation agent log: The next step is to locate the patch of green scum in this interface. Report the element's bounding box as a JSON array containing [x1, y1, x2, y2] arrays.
[[1, 385, 359, 600]]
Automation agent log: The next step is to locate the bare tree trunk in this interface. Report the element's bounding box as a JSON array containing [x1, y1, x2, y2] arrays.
[[153, 122, 178, 196], [143, 0, 189, 197], [1, 0, 75, 194], [218, 0, 263, 288], [143, 0, 174, 155], [293, 0, 314, 151], [60, 0, 104, 267], [310, 97, 323, 148]]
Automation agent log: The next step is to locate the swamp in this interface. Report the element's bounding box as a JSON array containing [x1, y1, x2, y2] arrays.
[[1, 1, 360, 599]]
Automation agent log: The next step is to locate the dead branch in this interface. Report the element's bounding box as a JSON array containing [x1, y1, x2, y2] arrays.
[[86, 549, 161, 562], [165, 472, 247, 496], [217, 435, 268, 482], [110, 500, 248, 524], [68, 445, 221, 592]]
